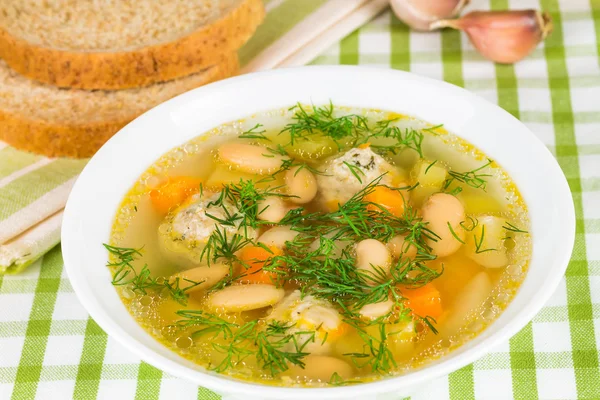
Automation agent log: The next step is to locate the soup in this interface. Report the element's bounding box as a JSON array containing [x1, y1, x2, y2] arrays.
[[107, 103, 531, 386]]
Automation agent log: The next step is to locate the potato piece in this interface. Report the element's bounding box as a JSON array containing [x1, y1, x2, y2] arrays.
[[442, 272, 492, 337], [408, 160, 448, 207], [364, 320, 415, 360], [393, 147, 420, 169], [207, 284, 284, 312], [457, 190, 504, 215], [430, 252, 483, 300], [412, 159, 448, 188], [205, 165, 259, 189], [288, 135, 338, 161], [409, 185, 440, 208], [387, 321, 415, 360], [286, 355, 354, 382], [170, 263, 230, 293], [205, 164, 283, 190], [464, 215, 509, 268]]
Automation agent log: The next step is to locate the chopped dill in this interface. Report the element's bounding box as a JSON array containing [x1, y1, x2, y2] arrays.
[[460, 217, 479, 232], [443, 159, 493, 192], [503, 222, 528, 234], [447, 222, 466, 244], [422, 124, 444, 135], [279, 102, 424, 156], [103, 244, 201, 305], [239, 123, 269, 140], [424, 160, 438, 174], [473, 225, 497, 254], [343, 161, 365, 183], [328, 372, 362, 386]]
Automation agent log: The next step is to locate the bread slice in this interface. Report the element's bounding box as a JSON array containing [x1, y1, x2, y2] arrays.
[[0, 0, 263, 90], [0, 54, 239, 158]]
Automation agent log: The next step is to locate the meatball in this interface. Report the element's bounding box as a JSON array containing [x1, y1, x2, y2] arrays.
[[268, 291, 343, 355], [159, 192, 257, 265], [317, 147, 396, 207]]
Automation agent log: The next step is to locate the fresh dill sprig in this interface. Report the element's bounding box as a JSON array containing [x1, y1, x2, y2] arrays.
[[422, 124, 444, 135], [343, 161, 365, 183], [424, 160, 438, 174], [177, 312, 315, 376], [343, 322, 398, 375], [200, 179, 291, 265], [460, 217, 479, 232], [328, 372, 361, 386], [174, 310, 237, 339], [363, 119, 424, 157], [279, 102, 425, 157], [473, 225, 497, 254], [447, 222, 466, 244], [281, 101, 369, 145], [255, 322, 315, 376], [104, 244, 200, 305], [503, 222, 528, 234], [200, 226, 253, 266], [443, 159, 493, 192], [210, 320, 257, 373], [239, 123, 269, 140]]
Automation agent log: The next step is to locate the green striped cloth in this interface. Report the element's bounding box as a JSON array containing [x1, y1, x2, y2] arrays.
[[1, 0, 600, 398]]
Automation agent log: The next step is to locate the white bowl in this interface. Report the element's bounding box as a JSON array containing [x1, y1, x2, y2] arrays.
[[62, 66, 575, 400]]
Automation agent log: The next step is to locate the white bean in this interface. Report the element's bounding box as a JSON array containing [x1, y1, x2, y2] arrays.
[[170, 263, 230, 293], [218, 143, 287, 175], [257, 197, 288, 223], [359, 299, 395, 320], [308, 232, 352, 259], [422, 193, 466, 257], [355, 239, 391, 283], [285, 166, 318, 204], [257, 226, 299, 249], [442, 272, 492, 337], [208, 284, 284, 312], [286, 355, 354, 382], [387, 234, 417, 259], [465, 215, 509, 268]]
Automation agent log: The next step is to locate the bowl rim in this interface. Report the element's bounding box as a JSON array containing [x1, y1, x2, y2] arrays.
[[62, 65, 575, 399]]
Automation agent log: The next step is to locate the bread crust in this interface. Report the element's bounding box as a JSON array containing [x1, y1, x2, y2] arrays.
[[0, 55, 239, 158], [0, 0, 263, 90]]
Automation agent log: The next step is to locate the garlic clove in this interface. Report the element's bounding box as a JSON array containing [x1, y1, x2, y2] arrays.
[[390, 0, 470, 31], [431, 10, 553, 64]]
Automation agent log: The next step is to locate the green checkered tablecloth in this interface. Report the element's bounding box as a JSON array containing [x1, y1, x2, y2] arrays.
[[1, 0, 600, 398]]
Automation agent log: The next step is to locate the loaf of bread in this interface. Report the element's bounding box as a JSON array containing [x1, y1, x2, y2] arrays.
[[0, 54, 239, 158], [0, 0, 263, 90]]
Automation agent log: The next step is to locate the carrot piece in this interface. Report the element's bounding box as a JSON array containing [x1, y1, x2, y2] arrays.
[[149, 177, 201, 214], [401, 283, 443, 319], [238, 245, 283, 284], [327, 321, 351, 339], [364, 185, 405, 217]]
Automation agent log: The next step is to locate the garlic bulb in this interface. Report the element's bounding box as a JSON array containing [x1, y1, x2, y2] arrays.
[[390, 0, 470, 31], [431, 10, 553, 64]]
